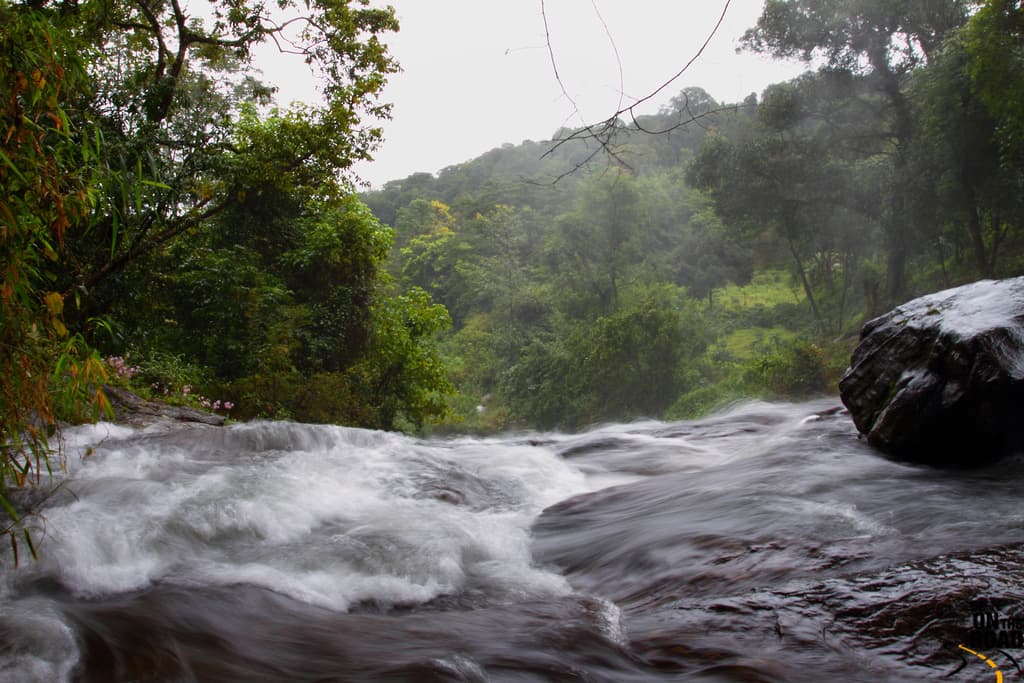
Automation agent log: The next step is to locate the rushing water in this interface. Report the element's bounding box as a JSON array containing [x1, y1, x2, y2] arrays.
[[3, 399, 1024, 682]]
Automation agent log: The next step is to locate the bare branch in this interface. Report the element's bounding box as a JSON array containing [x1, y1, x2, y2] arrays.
[[589, 0, 625, 120], [627, 0, 733, 116], [540, 0, 581, 117], [538, 0, 736, 180]]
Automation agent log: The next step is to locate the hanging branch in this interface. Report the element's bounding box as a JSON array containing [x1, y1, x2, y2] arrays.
[[537, 0, 742, 182]]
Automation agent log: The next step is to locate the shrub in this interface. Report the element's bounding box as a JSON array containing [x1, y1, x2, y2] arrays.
[[744, 338, 844, 398]]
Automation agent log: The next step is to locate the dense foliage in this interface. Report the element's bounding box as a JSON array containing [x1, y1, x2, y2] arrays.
[[0, 4, 110, 561]]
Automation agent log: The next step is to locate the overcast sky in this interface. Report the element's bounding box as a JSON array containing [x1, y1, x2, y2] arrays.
[[264, 1, 807, 188]]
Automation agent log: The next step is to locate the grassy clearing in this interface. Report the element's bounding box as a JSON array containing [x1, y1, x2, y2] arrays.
[[715, 270, 803, 312], [706, 269, 808, 364], [713, 326, 800, 363]]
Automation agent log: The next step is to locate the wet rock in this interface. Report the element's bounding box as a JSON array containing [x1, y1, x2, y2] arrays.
[[839, 277, 1024, 465], [103, 385, 225, 427]]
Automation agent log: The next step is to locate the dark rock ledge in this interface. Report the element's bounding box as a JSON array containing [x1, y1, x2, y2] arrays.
[[839, 277, 1024, 466], [103, 385, 226, 428]]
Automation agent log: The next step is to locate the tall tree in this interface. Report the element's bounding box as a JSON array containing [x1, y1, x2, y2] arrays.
[[913, 31, 1005, 277], [689, 130, 826, 326], [688, 74, 878, 332], [545, 169, 644, 317], [742, 0, 968, 303], [462, 205, 534, 339], [962, 0, 1024, 162], [959, 0, 1024, 268], [393, 199, 474, 322]]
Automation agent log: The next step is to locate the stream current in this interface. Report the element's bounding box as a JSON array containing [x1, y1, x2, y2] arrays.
[[2, 399, 1023, 682]]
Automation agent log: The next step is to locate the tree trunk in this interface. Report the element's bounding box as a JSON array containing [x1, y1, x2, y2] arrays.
[[962, 166, 991, 277], [786, 234, 822, 327], [989, 211, 1006, 276], [876, 60, 914, 307], [885, 231, 907, 306]]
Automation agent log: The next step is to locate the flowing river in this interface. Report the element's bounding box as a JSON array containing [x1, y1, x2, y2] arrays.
[[2, 399, 1023, 682]]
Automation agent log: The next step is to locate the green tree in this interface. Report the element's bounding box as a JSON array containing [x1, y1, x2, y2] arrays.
[[503, 292, 706, 430], [393, 199, 473, 321], [913, 31, 1007, 278], [3, 0, 462, 441], [461, 205, 537, 335], [278, 194, 392, 374], [545, 169, 644, 317], [955, 0, 1024, 273], [688, 128, 830, 326], [346, 285, 454, 430], [962, 0, 1024, 163], [743, 0, 968, 303], [48, 0, 456, 428]]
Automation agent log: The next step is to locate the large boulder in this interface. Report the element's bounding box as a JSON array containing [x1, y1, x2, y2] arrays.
[[839, 277, 1024, 466]]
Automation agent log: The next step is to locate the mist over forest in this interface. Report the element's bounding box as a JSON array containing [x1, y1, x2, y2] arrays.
[[362, 0, 1024, 431]]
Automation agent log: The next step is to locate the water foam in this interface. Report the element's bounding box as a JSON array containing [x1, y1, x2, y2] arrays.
[[15, 421, 588, 611]]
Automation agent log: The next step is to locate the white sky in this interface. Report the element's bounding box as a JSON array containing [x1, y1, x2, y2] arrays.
[[263, 1, 807, 188]]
